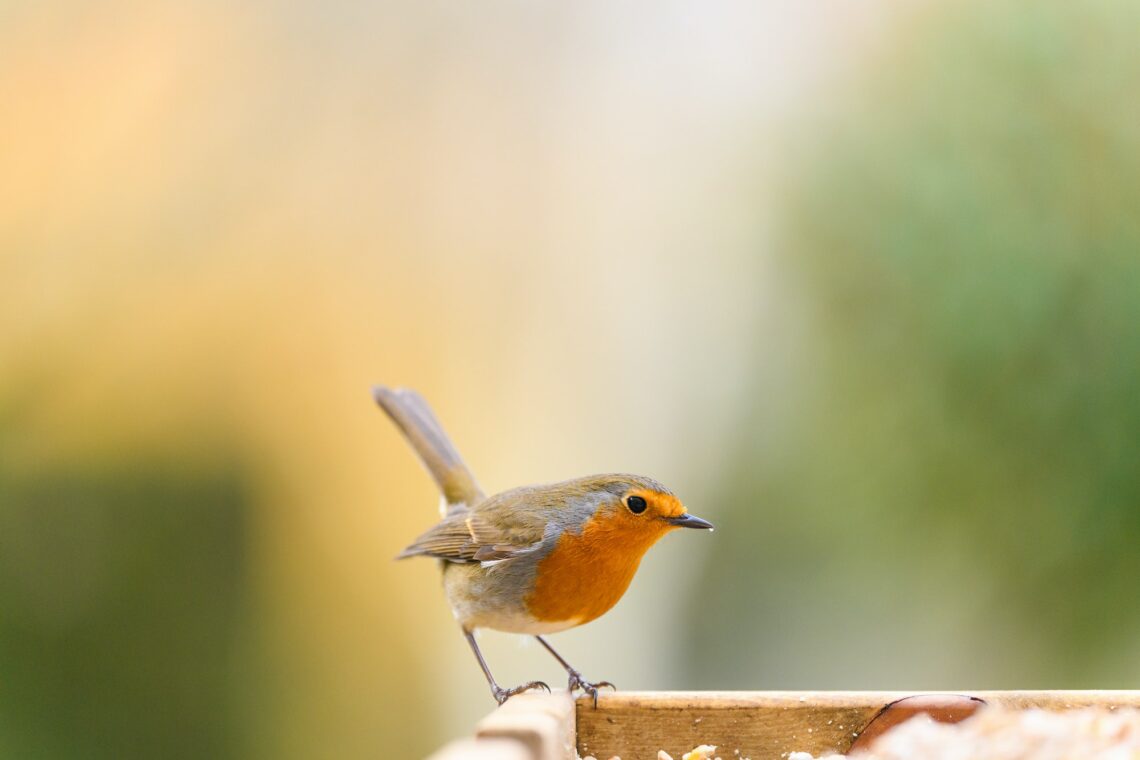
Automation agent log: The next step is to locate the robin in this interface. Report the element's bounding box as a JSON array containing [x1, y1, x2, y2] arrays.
[[374, 386, 713, 705]]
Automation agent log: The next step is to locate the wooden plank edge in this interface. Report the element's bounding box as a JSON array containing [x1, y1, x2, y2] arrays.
[[475, 691, 576, 760], [580, 689, 1140, 709]]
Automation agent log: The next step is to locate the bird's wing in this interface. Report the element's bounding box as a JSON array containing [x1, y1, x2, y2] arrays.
[[396, 509, 549, 566]]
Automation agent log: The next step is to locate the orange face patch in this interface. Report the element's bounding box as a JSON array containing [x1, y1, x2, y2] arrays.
[[625, 488, 686, 520], [525, 490, 685, 624]]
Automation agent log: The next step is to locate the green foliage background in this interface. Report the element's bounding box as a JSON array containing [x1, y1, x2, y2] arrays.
[[690, 0, 1140, 689]]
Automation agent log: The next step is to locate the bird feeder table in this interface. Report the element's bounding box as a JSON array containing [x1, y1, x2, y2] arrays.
[[426, 690, 1140, 760]]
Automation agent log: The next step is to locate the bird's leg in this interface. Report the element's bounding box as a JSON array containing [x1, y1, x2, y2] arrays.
[[534, 635, 615, 707], [463, 628, 549, 705]]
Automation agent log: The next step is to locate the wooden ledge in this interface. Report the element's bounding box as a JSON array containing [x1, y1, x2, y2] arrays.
[[427, 690, 1140, 759], [574, 690, 1140, 759], [430, 692, 575, 760]]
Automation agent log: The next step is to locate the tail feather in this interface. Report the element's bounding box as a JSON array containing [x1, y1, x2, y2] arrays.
[[373, 386, 484, 512]]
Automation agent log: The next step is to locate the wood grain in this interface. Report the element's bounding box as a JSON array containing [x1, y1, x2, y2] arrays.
[[574, 691, 1140, 760]]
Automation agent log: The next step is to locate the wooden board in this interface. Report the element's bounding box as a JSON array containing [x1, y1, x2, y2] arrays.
[[575, 690, 1140, 760], [477, 692, 576, 760]]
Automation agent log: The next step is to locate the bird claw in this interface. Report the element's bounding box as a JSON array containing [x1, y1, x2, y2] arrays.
[[567, 671, 616, 707], [492, 680, 551, 705]]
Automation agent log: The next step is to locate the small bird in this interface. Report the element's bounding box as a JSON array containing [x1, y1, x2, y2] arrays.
[[374, 386, 713, 705]]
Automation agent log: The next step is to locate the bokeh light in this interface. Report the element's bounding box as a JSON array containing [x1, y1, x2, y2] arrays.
[[2, 1, 1137, 756]]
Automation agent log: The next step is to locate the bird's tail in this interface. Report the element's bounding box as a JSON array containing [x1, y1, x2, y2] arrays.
[[372, 386, 484, 513]]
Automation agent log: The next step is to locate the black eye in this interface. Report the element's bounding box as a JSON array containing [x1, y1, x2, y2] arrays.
[[626, 495, 648, 514]]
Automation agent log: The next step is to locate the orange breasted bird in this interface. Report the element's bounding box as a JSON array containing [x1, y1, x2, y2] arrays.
[[374, 386, 713, 704]]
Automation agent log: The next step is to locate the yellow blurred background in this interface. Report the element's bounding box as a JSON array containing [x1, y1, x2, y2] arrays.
[[3, 0, 1139, 757]]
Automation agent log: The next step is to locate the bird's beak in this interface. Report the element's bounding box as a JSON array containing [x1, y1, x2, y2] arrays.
[[665, 512, 714, 530]]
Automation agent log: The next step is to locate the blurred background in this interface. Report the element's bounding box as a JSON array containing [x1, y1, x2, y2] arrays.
[[3, 0, 1139, 756]]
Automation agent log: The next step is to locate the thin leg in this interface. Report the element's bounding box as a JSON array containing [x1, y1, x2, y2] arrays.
[[534, 635, 615, 707], [463, 628, 549, 705]]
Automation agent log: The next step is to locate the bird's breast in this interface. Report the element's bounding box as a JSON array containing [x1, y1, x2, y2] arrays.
[[524, 514, 664, 625]]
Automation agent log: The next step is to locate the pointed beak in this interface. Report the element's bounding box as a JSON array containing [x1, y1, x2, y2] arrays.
[[665, 512, 714, 530]]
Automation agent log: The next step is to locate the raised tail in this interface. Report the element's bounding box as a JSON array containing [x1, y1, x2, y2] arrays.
[[372, 386, 484, 513]]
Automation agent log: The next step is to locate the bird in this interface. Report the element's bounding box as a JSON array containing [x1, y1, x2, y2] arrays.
[[373, 386, 714, 705]]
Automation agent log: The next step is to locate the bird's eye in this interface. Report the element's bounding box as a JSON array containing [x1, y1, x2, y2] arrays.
[[626, 495, 648, 514]]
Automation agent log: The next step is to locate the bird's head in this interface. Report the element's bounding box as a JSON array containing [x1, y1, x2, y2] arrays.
[[565, 474, 713, 542]]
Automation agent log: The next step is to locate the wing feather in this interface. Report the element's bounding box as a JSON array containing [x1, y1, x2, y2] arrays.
[[396, 510, 547, 565]]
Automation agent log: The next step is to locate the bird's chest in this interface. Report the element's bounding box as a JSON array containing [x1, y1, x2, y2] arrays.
[[524, 522, 655, 625]]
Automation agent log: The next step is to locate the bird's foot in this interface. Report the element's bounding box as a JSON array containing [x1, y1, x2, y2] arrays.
[[567, 670, 615, 708], [491, 680, 550, 705]]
